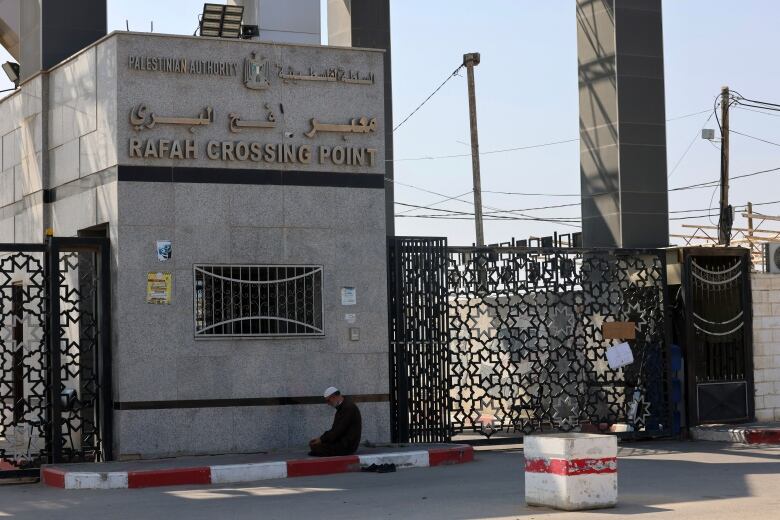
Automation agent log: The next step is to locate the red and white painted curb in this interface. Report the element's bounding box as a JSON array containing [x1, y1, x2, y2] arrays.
[[744, 429, 780, 445], [691, 425, 780, 445], [41, 445, 473, 490]]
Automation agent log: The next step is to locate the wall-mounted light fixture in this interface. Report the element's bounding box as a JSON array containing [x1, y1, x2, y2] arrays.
[[2, 61, 20, 89]]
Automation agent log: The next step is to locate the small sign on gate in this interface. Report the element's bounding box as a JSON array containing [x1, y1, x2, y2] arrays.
[[606, 341, 634, 370], [602, 321, 636, 340]]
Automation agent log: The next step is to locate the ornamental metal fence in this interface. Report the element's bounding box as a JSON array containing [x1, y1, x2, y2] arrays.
[[389, 237, 672, 443], [0, 238, 112, 480]]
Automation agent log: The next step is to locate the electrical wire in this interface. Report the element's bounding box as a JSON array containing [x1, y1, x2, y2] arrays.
[[388, 177, 585, 225], [668, 111, 715, 179], [735, 95, 780, 110], [396, 190, 473, 216], [390, 138, 579, 162], [391, 109, 710, 162], [731, 129, 780, 148], [482, 190, 580, 196], [734, 105, 780, 118], [394, 193, 777, 223], [395, 202, 579, 221], [669, 164, 780, 191], [391, 162, 780, 224], [665, 109, 712, 121], [707, 184, 719, 226], [393, 64, 464, 132]]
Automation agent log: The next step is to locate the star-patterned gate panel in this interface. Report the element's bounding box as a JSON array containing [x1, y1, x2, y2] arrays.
[[0, 239, 112, 476], [447, 247, 670, 439], [388, 239, 672, 442]]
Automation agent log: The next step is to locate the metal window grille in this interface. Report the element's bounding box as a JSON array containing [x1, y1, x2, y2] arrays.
[[193, 265, 324, 337]]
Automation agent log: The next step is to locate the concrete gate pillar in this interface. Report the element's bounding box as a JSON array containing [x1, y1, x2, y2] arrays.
[[577, 0, 669, 248]]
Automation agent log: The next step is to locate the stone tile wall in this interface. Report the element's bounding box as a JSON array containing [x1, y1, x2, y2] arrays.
[[752, 273, 780, 421]]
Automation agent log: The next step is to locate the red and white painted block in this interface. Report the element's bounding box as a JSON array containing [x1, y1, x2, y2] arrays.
[[41, 445, 473, 490], [524, 433, 617, 511]]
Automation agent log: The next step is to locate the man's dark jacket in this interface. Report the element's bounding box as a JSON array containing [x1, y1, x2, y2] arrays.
[[320, 397, 362, 455]]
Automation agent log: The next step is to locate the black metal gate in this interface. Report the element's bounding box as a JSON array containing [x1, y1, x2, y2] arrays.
[[389, 238, 672, 443], [0, 238, 112, 479], [682, 248, 753, 425], [388, 237, 450, 442]]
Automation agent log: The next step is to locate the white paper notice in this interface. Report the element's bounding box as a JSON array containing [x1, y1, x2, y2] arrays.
[[606, 341, 634, 369], [341, 287, 356, 306]]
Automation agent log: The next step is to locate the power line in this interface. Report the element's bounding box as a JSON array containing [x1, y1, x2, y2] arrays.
[[391, 164, 780, 221], [389, 177, 580, 225], [665, 109, 712, 121], [668, 111, 715, 179], [396, 189, 473, 216], [393, 64, 464, 132], [735, 95, 780, 110], [735, 102, 780, 113], [395, 201, 579, 220], [731, 129, 780, 148], [394, 195, 778, 222], [669, 164, 780, 191], [390, 138, 579, 162], [482, 190, 580, 196], [395, 213, 582, 228], [391, 109, 711, 162], [734, 105, 780, 118]]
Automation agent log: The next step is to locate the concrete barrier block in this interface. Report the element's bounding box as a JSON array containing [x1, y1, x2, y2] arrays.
[[524, 433, 617, 511]]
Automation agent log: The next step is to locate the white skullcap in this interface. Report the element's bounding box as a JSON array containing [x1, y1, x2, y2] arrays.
[[323, 386, 340, 398]]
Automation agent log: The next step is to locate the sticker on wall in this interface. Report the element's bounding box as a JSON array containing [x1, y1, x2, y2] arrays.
[[345, 313, 357, 324], [156, 240, 172, 262], [341, 287, 356, 306], [146, 272, 172, 305]]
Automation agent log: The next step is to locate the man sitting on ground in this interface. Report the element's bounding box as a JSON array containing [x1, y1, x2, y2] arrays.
[[309, 386, 362, 457]]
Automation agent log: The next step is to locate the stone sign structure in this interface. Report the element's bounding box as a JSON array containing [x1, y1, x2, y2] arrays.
[[0, 31, 389, 458]]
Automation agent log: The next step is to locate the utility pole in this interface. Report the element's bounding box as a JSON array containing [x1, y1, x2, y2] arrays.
[[464, 52, 485, 247], [718, 85, 732, 246]]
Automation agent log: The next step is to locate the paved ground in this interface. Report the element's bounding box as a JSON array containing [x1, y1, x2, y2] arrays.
[[1, 440, 779, 519]]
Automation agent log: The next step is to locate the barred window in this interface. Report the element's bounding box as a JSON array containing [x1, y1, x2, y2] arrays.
[[194, 265, 324, 337]]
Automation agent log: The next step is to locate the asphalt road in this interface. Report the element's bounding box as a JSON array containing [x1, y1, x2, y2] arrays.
[[1, 441, 779, 519]]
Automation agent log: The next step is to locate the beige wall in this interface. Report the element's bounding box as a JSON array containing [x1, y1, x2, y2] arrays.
[[752, 273, 780, 421]]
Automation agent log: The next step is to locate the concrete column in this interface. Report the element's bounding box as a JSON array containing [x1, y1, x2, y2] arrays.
[[327, 0, 351, 47], [18, 0, 105, 82], [0, 0, 20, 60], [342, 0, 394, 236], [577, 0, 668, 248], [230, 0, 321, 45], [19, 0, 107, 81]]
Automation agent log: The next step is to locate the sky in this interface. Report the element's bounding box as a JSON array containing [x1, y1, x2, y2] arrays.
[[1, 0, 779, 247]]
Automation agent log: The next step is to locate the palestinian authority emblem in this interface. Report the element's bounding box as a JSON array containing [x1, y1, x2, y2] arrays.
[[244, 52, 270, 90]]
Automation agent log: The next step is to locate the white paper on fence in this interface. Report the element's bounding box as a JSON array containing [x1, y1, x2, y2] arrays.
[[605, 341, 634, 369]]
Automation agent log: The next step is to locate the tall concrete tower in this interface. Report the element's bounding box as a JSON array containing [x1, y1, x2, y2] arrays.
[[577, 0, 669, 248], [0, 0, 106, 82], [328, 0, 394, 235]]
